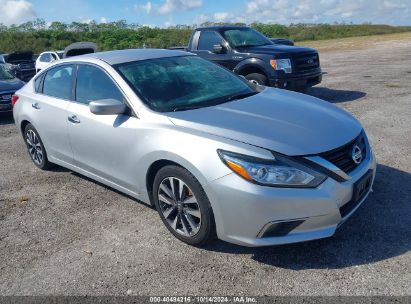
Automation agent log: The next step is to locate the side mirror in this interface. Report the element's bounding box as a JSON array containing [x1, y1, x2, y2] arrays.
[[89, 99, 127, 115], [212, 44, 226, 54]]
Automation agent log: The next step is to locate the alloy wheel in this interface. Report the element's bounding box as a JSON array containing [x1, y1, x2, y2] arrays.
[[157, 177, 202, 237], [26, 129, 43, 165]]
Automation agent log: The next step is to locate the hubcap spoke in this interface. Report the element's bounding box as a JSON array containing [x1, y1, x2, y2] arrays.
[[159, 194, 174, 206], [181, 216, 190, 235], [184, 207, 201, 219], [163, 206, 176, 218], [168, 177, 176, 199], [178, 179, 185, 201], [160, 183, 173, 199], [170, 213, 179, 230], [183, 196, 197, 205], [184, 213, 199, 233]]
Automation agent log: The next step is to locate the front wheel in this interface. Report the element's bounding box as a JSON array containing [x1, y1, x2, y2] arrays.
[[153, 165, 216, 246], [24, 123, 52, 170]]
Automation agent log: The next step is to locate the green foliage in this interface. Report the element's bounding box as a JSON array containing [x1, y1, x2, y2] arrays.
[[0, 19, 410, 54]]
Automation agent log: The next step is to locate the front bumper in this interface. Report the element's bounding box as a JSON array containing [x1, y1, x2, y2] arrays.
[[207, 147, 376, 247], [269, 72, 322, 90]]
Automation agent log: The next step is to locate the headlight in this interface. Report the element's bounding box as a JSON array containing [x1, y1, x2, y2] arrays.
[[270, 59, 292, 74], [218, 150, 326, 188]]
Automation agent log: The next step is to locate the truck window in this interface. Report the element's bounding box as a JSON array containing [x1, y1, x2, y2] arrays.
[[197, 31, 223, 51]]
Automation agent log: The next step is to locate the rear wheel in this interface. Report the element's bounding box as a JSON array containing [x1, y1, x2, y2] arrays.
[[245, 73, 268, 86], [24, 123, 52, 170], [153, 165, 216, 246]]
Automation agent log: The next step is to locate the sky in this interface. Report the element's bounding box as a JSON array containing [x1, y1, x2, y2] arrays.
[[0, 0, 410, 27]]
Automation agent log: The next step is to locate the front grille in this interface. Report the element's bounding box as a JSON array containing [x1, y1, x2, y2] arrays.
[[320, 133, 367, 174], [292, 52, 320, 73], [19, 63, 35, 70]]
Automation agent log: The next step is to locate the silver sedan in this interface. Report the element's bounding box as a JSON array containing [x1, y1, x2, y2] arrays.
[[12, 49, 376, 247]]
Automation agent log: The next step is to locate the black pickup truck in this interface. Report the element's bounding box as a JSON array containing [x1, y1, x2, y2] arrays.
[[176, 26, 322, 91]]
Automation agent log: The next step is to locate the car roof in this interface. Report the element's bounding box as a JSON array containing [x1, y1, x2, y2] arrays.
[[74, 48, 191, 65], [194, 26, 249, 31]]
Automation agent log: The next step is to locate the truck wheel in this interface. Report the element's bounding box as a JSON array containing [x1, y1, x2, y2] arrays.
[[245, 73, 268, 86]]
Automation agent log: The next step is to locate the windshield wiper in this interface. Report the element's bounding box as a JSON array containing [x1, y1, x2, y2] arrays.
[[226, 91, 258, 102], [171, 92, 258, 112], [172, 105, 204, 112]]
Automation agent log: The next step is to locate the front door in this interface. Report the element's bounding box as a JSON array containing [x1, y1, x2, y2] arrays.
[[67, 63, 140, 192], [192, 31, 236, 70]]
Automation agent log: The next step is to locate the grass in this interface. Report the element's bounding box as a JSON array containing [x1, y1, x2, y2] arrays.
[[297, 32, 411, 52]]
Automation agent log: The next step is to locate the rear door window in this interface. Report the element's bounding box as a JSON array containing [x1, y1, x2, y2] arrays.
[[75, 64, 125, 105], [43, 65, 73, 100]]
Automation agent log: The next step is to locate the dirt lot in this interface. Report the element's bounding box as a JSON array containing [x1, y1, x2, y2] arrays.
[[0, 37, 410, 296]]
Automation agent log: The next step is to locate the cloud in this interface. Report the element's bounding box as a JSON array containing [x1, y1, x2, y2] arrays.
[[241, 0, 411, 25], [213, 12, 231, 22], [140, 0, 203, 15], [141, 1, 152, 14], [0, 0, 36, 25]]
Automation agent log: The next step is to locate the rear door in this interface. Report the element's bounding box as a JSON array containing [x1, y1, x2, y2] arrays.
[[67, 63, 140, 191], [191, 31, 236, 70], [28, 64, 74, 163]]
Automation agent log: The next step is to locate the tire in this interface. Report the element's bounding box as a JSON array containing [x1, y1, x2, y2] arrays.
[[245, 73, 268, 86], [153, 165, 216, 246], [24, 123, 52, 170]]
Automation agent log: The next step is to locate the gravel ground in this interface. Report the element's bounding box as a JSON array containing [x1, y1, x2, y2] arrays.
[[0, 38, 410, 296]]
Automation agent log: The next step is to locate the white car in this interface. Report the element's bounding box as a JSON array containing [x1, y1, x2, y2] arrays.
[[35, 51, 63, 73]]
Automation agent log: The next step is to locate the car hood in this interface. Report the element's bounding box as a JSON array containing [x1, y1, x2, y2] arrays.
[[6, 51, 33, 63], [64, 42, 97, 58], [0, 78, 25, 92], [166, 88, 362, 156], [236, 44, 316, 56]]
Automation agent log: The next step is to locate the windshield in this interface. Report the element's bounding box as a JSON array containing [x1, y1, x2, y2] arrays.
[[0, 65, 15, 80], [222, 28, 272, 48], [116, 56, 257, 112]]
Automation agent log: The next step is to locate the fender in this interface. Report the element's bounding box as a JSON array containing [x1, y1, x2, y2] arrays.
[[233, 58, 272, 78]]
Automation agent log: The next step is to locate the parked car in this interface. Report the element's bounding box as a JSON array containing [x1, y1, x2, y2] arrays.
[[13, 49, 376, 247], [270, 38, 294, 46], [0, 51, 36, 82], [35, 51, 64, 73], [0, 64, 25, 113], [171, 26, 322, 91]]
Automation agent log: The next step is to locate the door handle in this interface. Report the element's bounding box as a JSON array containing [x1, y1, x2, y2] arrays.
[[32, 102, 40, 109], [68, 114, 80, 124]]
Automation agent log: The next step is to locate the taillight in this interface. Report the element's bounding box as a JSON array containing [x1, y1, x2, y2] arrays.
[[11, 95, 19, 107]]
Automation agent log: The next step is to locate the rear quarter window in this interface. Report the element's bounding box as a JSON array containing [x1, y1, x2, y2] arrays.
[[34, 74, 44, 93]]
